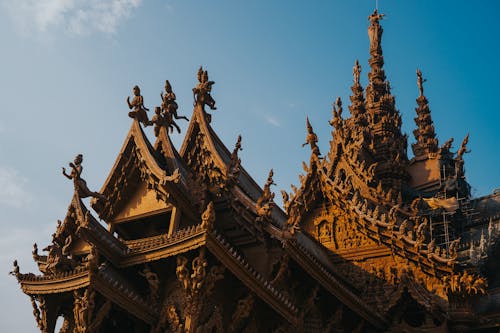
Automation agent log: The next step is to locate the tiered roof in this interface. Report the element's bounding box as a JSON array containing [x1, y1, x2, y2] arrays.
[[12, 9, 500, 333]]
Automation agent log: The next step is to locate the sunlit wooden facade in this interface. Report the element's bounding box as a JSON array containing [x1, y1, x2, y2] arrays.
[[12, 10, 500, 332]]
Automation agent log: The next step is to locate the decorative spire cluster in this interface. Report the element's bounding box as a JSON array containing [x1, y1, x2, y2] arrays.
[[363, 10, 408, 190], [348, 60, 366, 125], [412, 69, 438, 156]]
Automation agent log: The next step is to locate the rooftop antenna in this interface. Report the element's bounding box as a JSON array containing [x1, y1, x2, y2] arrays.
[[375, 0, 378, 10]]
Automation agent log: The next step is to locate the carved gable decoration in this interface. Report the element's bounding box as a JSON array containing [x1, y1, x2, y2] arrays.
[[93, 120, 179, 221], [111, 181, 171, 223], [306, 204, 376, 251]]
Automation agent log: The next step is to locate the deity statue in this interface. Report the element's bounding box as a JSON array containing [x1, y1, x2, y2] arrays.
[[368, 9, 385, 53], [353, 59, 361, 85], [127, 85, 151, 127], [62, 154, 105, 200], [416, 68, 427, 96], [161, 80, 188, 123], [302, 117, 321, 156], [176, 256, 190, 291], [193, 66, 217, 112]]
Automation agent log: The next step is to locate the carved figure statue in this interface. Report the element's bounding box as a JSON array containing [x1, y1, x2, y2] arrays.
[[62, 154, 105, 200], [139, 265, 160, 301], [302, 117, 321, 156], [201, 201, 216, 231], [161, 79, 188, 122], [193, 66, 217, 111], [416, 68, 426, 96], [176, 256, 190, 291], [127, 85, 151, 127], [368, 9, 385, 52], [353, 59, 361, 84], [191, 250, 208, 292]]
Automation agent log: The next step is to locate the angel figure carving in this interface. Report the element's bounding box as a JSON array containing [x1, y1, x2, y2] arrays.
[[62, 154, 105, 200], [193, 66, 216, 111], [127, 85, 151, 127]]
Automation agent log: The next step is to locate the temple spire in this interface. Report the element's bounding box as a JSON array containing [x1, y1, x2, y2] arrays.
[[412, 69, 438, 156], [365, 9, 388, 105], [363, 10, 409, 191], [349, 59, 366, 124]]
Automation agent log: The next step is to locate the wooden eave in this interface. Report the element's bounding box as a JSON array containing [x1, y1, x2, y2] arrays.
[[206, 231, 300, 326], [75, 208, 128, 264], [120, 224, 208, 267], [94, 263, 158, 324], [56, 192, 128, 264], [289, 155, 456, 276], [19, 263, 157, 325], [284, 236, 388, 329], [18, 267, 90, 295]]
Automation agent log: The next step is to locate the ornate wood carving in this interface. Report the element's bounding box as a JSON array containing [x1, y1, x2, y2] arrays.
[[175, 249, 225, 332]]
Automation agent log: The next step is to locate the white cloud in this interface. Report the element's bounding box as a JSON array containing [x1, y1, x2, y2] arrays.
[[3, 0, 143, 36], [265, 115, 281, 127], [0, 166, 32, 208]]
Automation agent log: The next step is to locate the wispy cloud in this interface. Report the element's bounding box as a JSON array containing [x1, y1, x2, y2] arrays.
[[265, 115, 281, 127], [0, 166, 32, 208], [3, 0, 143, 37]]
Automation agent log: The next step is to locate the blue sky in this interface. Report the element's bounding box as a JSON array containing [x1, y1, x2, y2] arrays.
[[1, 1, 499, 331]]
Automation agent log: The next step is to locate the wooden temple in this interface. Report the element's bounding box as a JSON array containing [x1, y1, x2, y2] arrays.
[[12, 10, 500, 333]]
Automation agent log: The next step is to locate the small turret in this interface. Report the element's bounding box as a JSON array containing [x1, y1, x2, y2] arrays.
[[412, 69, 439, 156]]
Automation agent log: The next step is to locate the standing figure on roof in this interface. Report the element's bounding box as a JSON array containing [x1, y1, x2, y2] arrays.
[[127, 85, 151, 127], [161, 80, 189, 122], [416, 68, 427, 97], [193, 66, 217, 112], [368, 9, 384, 52], [62, 154, 105, 200]]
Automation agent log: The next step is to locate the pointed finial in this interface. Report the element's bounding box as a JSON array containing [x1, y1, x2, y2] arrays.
[[302, 117, 321, 156], [457, 133, 470, 160]]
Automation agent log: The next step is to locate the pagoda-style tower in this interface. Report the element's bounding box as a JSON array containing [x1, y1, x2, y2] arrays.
[[364, 10, 408, 192]]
